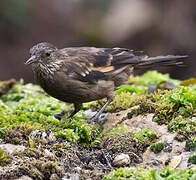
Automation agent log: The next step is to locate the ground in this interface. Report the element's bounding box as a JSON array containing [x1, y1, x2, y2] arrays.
[[0, 71, 195, 180]]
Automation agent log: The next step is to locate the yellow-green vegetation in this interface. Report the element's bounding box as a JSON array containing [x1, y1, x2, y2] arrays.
[[102, 167, 196, 180], [188, 154, 196, 164], [0, 81, 100, 144], [102, 125, 128, 137], [168, 117, 196, 141], [0, 148, 12, 166], [150, 142, 165, 153], [131, 129, 157, 146], [185, 137, 196, 151], [0, 79, 16, 96], [134, 70, 180, 86], [100, 129, 157, 155]]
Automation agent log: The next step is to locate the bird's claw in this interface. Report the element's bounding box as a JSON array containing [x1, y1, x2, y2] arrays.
[[54, 112, 65, 120], [88, 112, 110, 125]]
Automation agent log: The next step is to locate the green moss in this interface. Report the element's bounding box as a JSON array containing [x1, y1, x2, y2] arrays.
[[101, 129, 157, 156], [103, 125, 128, 137], [56, 129, 80, 143], [181, 78, 196, 86], [0, 148, 12, 166], [188, 154, 196, 164], [103, 167, 196, 180], [168, 86, 196, 108], [115, 85, 147, 95], [59, 114, 101, 144], [0, 79, 16, 96], [150, 142, 165, 153], [136, 71, 180, 86], [96, 92, 144, 113], [102, 167, 153, 180], [168, 117, 196, 141], [185, 137, 196, 151], [159, 168, 196, 180], [131, 129, 157, 145]]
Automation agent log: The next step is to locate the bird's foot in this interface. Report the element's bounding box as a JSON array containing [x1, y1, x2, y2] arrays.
[[54, 112, 65, 120], [87, 112, 110, 125]]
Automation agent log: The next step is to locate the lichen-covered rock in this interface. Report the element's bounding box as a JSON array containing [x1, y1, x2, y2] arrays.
[[0, 144, 25, 155]]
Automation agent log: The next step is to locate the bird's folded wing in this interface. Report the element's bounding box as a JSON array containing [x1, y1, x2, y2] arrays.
[[60, 47, 147, 83]]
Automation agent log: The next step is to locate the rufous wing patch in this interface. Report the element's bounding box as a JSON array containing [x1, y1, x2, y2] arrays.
[[90, 66, 115, 73]]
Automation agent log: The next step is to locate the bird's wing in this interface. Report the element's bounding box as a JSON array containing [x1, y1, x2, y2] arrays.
[[59, 47, 147, 83]]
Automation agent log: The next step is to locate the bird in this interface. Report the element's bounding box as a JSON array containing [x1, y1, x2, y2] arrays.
[[25, 42, 187, 122]]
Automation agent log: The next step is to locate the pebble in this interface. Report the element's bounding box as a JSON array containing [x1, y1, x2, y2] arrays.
[[0, 144, 25, 155], [113, 153, 130, 167]]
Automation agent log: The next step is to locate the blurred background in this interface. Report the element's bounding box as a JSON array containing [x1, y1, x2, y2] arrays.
[[0, 0, 195, 83]]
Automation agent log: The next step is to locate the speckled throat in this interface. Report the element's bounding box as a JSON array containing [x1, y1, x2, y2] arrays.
[[32, 61, 63, 83]]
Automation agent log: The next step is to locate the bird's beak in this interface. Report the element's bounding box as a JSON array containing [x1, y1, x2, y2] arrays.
[[25, 55, 37, 65]]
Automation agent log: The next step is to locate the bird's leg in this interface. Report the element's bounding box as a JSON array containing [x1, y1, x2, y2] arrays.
[[54, 103, 82, 120], [68, 103, 82, 118], [90, 95, 114, 122]]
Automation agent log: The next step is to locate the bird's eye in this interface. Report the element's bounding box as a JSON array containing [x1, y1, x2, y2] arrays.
[[45, 52, 50, 57]]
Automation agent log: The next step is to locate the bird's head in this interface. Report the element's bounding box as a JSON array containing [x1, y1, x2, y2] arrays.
[[25, 42, 58, 66]]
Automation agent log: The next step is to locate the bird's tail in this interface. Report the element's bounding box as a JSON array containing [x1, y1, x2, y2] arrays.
[[134, 55, 188, 69]]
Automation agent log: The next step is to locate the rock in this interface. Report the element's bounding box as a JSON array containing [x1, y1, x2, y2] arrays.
[[14, 176, 33, 180], [62, 167, 81, 180], [50, 174, 61, 180], [44, 149, 55, 159], [71, 167, 81, 180], [0, 144, 25, 155], [168, 155, 182, 168], [113, 153, 130, 167], [83, 109, 97, 119], [30, 130, 56, 144]]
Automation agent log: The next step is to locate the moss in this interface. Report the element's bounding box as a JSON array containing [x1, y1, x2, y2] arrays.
[[91, 125, 128, 147], [168, 117, 196, 141], [180, 78, 196, 86], [185, 137, 196, 151], [102, 167, 153, 180], [169, 86, 196, 108], [0, 79, 16, 97], [159, 168, 196, 180], [96, 92, 144, 113], [0, 148, 12, 166], [56, 129, 80, 143], [135, 71, 180, 86], [101, 129, 157, 156], [188, 154, 196, 164], [102, 125, 128, 137], [150, 142, 165, 153], [19, 158, 63, 179], [103, 167, 196, 180], [28, 136, 36, 148], [40, 161, 63, 178], [131, 129, 157, 145], [59, 115, 101, 144], [115, 85, 147, 95]]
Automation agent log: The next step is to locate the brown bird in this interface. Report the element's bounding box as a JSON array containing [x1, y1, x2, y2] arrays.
[[25, 42, 187, 121]]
